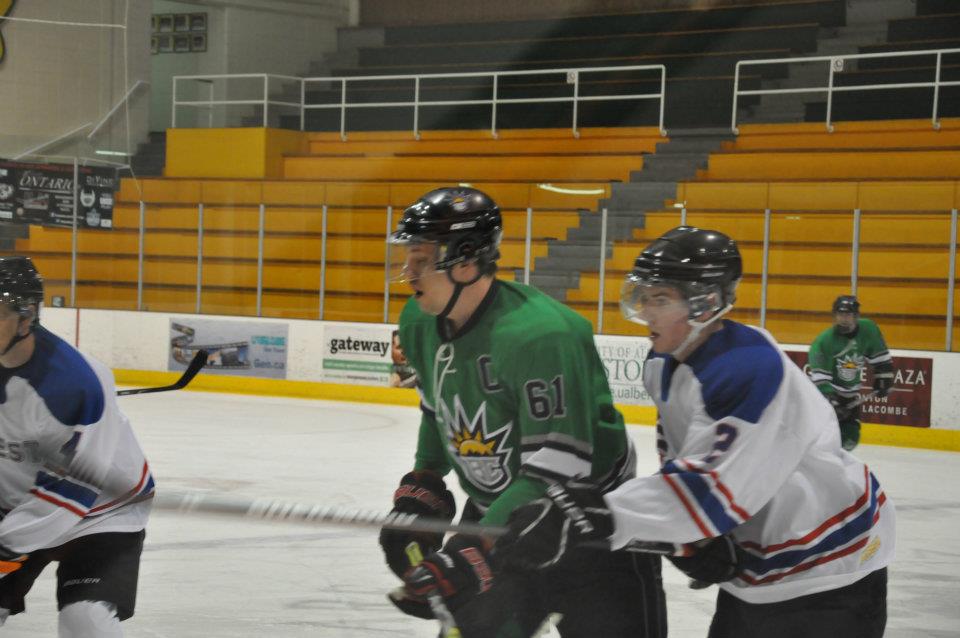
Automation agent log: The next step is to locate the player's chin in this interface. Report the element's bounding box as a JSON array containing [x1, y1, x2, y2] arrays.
[[648, 331, 667, 352]]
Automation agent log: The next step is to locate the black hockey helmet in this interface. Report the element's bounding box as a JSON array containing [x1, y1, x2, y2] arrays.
[[832, 295, 860, 315], [0, 256, 43, 328], [621, 226, 742, 324], [389, 187, 502, 274]]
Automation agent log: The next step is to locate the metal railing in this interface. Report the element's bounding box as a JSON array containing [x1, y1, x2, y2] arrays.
[[732, 47, 960, 133], [41, 200, 960, 351], [172, 65, 668, 137], [172, 74, 305, 128]]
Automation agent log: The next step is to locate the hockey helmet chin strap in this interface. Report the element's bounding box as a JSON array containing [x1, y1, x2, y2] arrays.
[[437, 264, 485, 322], [671, 303, 733, 359], [0, 311, 32, 356]]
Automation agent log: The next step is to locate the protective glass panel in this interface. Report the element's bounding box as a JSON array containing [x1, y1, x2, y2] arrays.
[[858, 210, 952, 352], [767, 210, 855, 347]]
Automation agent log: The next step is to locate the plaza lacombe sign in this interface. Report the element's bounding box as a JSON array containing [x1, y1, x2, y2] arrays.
[[785, 350, 932, 428]]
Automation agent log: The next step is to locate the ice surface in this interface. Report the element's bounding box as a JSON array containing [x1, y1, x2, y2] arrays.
[[2, 391, 956, 637]]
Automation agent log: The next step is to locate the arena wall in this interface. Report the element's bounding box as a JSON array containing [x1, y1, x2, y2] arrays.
[[40, 307, 960, 452], [0, 0, 151, 159]]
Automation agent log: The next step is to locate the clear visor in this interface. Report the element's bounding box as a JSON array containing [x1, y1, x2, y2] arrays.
[[619, 275, 691, 326], [387, 239, 444, 283]]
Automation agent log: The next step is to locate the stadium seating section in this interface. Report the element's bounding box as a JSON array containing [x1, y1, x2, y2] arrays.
[[567, 118, 960, 350], [17, 126, 660, 323], [4, 0, 959, 351]]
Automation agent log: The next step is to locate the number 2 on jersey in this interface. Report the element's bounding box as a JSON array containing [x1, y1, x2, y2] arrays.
[[704, 422, 738, 464]]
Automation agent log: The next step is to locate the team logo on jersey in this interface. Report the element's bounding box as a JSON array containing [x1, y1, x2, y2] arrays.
[[439, 395, 512, 492], [835, 353, 864, 383], [860, 536, 881, 563]]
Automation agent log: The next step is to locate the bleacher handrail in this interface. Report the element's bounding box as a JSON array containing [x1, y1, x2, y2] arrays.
[[172, 73, 306, 128], [732, 47, 960, 133], [172, 65, 667, 137]]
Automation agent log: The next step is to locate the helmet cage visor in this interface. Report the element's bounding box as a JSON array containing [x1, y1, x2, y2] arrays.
[[620, 273, 724, 326], [388, 229, 501, 282]]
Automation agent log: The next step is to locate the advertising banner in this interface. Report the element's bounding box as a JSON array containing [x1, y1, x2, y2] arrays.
[[0, 159, 116, 229], [322, 323, 395, 386], [168, 318, 288, 379], [594, 334, 654, 406], [784, 349, 933, 427]]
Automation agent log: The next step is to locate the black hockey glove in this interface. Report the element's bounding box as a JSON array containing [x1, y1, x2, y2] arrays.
[[379, 470, 456, 579], [401, 534, 494, 613], [0, 544, 27, 579], [494, 479, 613, 570], [872, 375, 893, 398], [668, 534, 745, 584]]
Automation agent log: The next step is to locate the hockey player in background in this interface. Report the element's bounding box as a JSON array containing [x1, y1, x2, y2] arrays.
[[808, 295, 894, 450], [378, 187, 667, 637], [0, 256, 153, 637], [495, 227, 894, 638]]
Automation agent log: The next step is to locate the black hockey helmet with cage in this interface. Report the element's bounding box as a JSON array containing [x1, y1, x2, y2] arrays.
[[0, 256, 43, 328], [832, 295, 860, 315], [390, 187, 502, 272], [622, 226, 742, 322]]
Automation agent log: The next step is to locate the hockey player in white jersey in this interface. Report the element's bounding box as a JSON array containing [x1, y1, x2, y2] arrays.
[[0, 256, 153, 637], [495, 226, 894, 637]]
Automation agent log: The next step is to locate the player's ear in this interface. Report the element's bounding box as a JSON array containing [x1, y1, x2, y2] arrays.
[[18, 305, 37, 335]]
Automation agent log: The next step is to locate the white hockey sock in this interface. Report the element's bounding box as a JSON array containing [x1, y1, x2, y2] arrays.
[[58, 600, 123, 638]]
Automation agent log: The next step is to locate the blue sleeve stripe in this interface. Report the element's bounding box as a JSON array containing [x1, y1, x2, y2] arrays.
[[741, 474, 883, 577], [35, 470, 99, 509], [662, 460, 740, 534]]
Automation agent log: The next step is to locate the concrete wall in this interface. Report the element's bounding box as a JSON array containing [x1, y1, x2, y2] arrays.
[[152, 0, 353, 131], [359, 0, 801, 27], [0, 0, 151, 160]]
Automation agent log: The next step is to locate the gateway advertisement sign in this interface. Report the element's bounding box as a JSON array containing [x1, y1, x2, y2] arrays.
[[322, 323, 394, 386]]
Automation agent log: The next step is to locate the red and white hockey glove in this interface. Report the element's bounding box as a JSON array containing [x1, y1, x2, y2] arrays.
[[379, 470, 456, 579], [401, 534, 494, 612]]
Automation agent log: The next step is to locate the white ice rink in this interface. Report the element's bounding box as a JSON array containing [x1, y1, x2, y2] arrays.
[[2, 390, 958, 637]]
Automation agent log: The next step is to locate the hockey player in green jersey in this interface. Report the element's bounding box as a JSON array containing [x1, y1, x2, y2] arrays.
[[378, 187, 667, 638], [808, 295, 894, 450]]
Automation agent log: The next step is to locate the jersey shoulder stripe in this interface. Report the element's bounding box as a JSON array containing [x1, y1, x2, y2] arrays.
[[9, 327, 105, 426], [685, 322, 783, 423]]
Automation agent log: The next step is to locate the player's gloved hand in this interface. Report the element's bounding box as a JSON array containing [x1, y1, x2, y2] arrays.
[[379, 470, 456, 579], [872, 375, 893, 398], [829, 395, 857, 422], [0, 544, 27, 579], [494, 479, 613, 570], [402, 534, 494, 612], [668, 534, 745, 584]]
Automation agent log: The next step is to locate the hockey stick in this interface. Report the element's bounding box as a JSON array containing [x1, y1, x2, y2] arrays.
[[117, 350, 208, 396], [152, 489, 681, 556], [850, 390, 878, 408]]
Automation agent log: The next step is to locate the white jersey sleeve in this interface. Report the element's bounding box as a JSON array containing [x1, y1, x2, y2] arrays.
[[0, 327, 153, 553], [606, 321, 894, 603]]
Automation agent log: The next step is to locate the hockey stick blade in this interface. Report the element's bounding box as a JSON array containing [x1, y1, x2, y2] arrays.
[[117, 350, 209, 396], [152, 489, 681, 555]]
